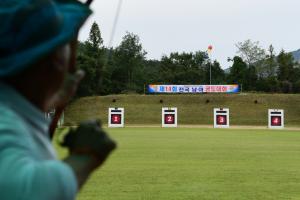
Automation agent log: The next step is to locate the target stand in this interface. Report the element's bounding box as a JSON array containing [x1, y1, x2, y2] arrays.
[[162, 107, 177, 128], [268, 109, 284, 129], [214, 108, 230, 128], [108, 108, 124, 128]]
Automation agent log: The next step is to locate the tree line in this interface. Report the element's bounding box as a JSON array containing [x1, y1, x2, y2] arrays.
[[76, 22, 300, 97]]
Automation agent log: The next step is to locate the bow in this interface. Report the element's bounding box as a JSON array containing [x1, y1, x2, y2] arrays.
[[49, 0, 123, 139], [49, 0, 94, 139]]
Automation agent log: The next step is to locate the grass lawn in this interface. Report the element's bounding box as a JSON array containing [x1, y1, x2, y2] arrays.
[[55, 128, 300, 200]]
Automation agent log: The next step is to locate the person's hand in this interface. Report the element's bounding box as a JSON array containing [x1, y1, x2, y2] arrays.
[[61, 120, 117, 168]]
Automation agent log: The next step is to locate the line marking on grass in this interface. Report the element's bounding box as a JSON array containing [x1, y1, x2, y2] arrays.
[[99, 125, 300, 131], [59, 125, 300, 131]]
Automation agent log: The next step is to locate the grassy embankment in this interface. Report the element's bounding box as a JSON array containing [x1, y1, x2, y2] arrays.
[[64, 94, 300, 127]]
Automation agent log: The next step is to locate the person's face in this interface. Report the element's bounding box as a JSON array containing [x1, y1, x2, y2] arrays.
[[45, 43, 84, 110], [50, 44, 71, 90], [43, 44, 71, 109]]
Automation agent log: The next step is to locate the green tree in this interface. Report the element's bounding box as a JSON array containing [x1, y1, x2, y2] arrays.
[[277, 50, 295, 81], [77, 22, 105, 96], [159, 51, 208, 84], [256, 76, 280, 93], [236, 39, 266, 66], [234, 40, 267, 90], [255, 45, 277, 79], [87, 22, 103, 50], [293, 79, 300, 93], [246, 65, 258, 91], [228, 56, 247, 87], [292, 64, 300, 93], [276, 50, 297, 93], [112, 32, 147, 93], [264, 45, 277, 78], [205, 61, 225, 84], [76, 42, 97, 96], [142, 59, 161, 85]]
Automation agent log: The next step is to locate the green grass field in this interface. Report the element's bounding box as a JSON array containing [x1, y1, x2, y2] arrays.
[[55, 127, 300, 200]]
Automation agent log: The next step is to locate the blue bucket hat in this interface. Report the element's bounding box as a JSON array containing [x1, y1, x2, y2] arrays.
[[0, 0, 92, 77]]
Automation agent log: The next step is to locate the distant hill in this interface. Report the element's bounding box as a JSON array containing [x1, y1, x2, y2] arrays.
[[292, 49, 300, 63]]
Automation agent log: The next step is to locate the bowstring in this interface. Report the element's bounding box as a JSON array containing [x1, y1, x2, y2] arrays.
[[108, 0, 123, 51], [50, 0, 123, 138], [99, 0, 123, 91]]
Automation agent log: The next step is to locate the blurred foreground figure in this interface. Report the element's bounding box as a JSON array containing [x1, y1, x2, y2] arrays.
[[0, 0, 116, 199]]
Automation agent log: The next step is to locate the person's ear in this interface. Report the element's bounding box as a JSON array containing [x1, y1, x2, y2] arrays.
[[48, 44, 71, 73]]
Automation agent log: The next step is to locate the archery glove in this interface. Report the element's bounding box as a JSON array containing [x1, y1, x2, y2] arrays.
[[61, 120, 116, 160]]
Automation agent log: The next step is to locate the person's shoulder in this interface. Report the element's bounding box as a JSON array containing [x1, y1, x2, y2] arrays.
[[0, 104, 27, 134]]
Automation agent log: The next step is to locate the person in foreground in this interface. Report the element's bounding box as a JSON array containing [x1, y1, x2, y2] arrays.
[[0, 0, 116, 199]]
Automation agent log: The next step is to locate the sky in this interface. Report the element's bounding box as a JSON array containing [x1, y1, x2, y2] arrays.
[[78, 0, 300, 68]]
